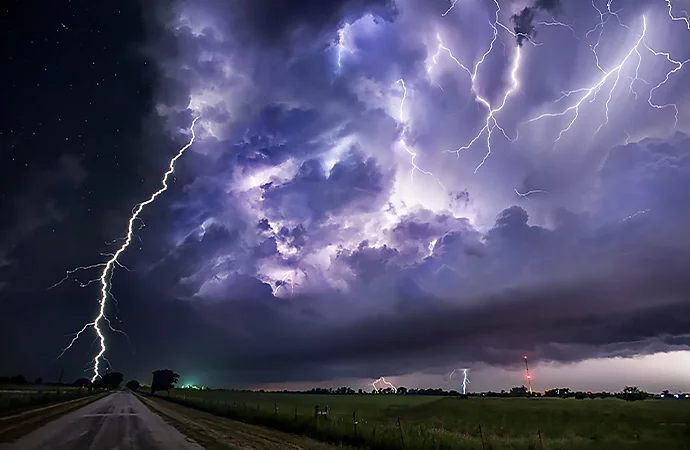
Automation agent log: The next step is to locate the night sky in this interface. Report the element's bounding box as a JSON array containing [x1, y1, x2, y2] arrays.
[[1, 0, 689, 393]]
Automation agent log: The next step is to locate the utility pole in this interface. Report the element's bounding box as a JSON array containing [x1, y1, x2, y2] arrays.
[[524, 355, 532, 395]]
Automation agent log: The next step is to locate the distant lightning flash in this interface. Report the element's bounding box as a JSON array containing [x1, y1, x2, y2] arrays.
[[447, 368, 471, 394], [272, 271, 295, 297], [514, 188, 547, 199], [336, 25, 354, 70], [372, 376, 398, 393], [50, 116, 200, 382], [433, 0, 521, 172]]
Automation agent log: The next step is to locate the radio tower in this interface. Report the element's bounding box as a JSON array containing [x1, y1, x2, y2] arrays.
[[524, 355, 533, 395]]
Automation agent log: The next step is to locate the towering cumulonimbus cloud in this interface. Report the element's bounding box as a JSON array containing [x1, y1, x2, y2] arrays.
[[108, 0, 690, 385]]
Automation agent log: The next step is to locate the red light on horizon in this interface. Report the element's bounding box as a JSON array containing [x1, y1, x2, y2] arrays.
[[527, 375, 531, 379], [524, 355, 528, 359]]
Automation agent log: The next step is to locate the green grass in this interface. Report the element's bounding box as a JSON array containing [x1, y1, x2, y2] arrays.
[[0, 386, 96, 416], [149, 389, 690, 449]]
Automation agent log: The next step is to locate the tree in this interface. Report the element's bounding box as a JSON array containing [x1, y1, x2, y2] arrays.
[[617, 386, 648, 402], [125, 380, 140, 391], [151, 369, 179, 394], [74, 378, 92, 388], [93, 372, 124, 390], [510, 385, 529, 396]]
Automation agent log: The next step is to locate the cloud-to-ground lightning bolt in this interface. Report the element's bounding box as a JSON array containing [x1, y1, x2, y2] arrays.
[[433, 0, 522, 172], [447, 368, 471, 394], [395, 79, 446, 189], [372, 376, 398, 393], [49, 116, 200, 381]]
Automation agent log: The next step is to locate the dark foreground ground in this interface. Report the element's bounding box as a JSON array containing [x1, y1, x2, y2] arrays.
[[1, 391, 203, 450], [153, 389, 690, 450]]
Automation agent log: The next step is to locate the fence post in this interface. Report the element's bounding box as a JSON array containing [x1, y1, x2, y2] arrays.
[[478, 423, 486, 450], [274, 403, 278, 416], [353, 410, 358, 437], [314, 404, 319, 426], [295, 407, 298, 420], [538, 429, 543, 448], [397, 417, 405, 448], [325, 405, 329, 421]]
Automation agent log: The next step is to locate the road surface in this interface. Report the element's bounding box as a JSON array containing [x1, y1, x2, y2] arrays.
[[3, 391, 204, 450]]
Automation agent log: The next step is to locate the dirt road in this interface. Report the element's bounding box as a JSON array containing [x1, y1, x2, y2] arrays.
[[2, 391, 203, 449]]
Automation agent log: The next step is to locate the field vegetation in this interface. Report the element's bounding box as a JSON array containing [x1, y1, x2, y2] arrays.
[[149, 389, 690, 449]]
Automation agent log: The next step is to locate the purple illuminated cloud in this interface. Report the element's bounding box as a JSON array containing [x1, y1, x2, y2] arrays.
[[135, 0, 690, 385]]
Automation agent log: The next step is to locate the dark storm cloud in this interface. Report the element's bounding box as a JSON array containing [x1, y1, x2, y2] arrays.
[[226, 257, 690, 383], [261, 149, 393, 223], [511, 0, 562, 46], [18, 0, 682, 388], [226, 0, 398, 46]]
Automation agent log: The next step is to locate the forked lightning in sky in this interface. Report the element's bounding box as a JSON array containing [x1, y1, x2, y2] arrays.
[[433, 0, 521, 173], [372, 376, 398, 393], [49, 116, 200, 381]]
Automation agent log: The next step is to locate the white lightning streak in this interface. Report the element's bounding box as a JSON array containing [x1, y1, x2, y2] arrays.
[[51, 116, 200, 382], [514, 188, 547, 198], [526, 16, 648, 143], [442, 0, 459, 17], [435, 0, 521, 172], [372, 376, 398, 393], [272, 271, 295, 297], [396, 79, 446, 189], [666, 0, 690, 29]]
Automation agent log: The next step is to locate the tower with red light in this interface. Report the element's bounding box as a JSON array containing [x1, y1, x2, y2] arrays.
[[524, 355, 533, 395]]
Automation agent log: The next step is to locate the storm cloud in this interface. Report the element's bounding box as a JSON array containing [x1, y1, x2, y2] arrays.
[[4, 0, 689, 389]]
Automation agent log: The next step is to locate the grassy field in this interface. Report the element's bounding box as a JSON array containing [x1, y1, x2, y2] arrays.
[[0, 385, 94, 416], [150, 389, 690, 449]]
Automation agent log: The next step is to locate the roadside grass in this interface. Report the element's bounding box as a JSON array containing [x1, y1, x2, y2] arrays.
[[148, 389, 690, 450], [0, 386, 98, 417], [0, 391, 109, 442]]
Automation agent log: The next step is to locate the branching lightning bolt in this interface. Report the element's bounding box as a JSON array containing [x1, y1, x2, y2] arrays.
[[527, 12, 688, 144], [396, 79, 446, 189], [433, 0, 521, 172], [49, 116, 200, 382], [372, 376, 398, 393]]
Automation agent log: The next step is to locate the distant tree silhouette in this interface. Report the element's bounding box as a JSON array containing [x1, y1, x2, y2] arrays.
[[93, 372, 124, 390], [125, 380, 140, 391], [617, 386, 648, 402], [151, 369, 179, 394], [510, 385, 529, 396], [1, 374, 28, 385], [397, 386, 408, 395], [74, 378, 92, 388]]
